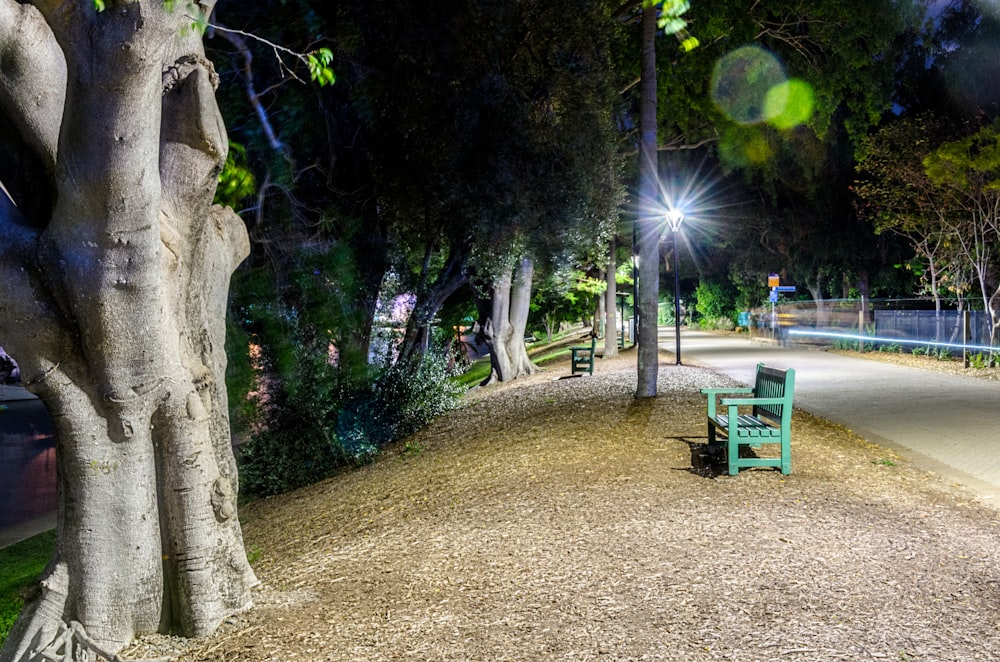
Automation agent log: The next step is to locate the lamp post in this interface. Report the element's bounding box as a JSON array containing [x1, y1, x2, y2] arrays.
[[666, 209, 684, 365]]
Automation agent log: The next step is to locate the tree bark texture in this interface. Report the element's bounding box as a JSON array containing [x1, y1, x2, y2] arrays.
[[0, 3, 256, 659], [604, 240, 618, 358], [596, 280, 606, 337], [478, 257, 539, 385], [636, 2, 660, 398]]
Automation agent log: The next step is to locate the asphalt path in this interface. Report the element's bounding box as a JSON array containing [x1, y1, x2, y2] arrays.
[[0, 397, 56, 548], [663, 327, 1000, 503]]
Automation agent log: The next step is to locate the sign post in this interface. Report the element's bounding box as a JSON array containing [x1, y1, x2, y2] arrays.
[[766, 275, 795, 341]]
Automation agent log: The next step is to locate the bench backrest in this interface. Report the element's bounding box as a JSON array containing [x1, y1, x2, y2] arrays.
[[752, 363, 795, 426]]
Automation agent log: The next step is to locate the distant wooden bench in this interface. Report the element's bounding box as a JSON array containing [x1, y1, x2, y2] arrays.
[[571, 334, 597, 375], [700, 363, 795, 475]]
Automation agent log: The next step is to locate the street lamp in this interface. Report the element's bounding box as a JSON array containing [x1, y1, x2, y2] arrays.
[[666, 209, 684, 365]]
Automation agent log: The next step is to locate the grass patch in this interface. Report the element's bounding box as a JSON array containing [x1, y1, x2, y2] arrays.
[[449, 329, 604, 390], [452, 358, 492, 389], [0, 529, 55, 647]]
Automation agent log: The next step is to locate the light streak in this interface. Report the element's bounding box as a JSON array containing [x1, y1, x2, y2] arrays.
[[787, 328, 998, 354]]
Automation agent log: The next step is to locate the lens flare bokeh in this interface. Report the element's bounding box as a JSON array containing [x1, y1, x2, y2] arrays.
[[711, 45, 814, 129]]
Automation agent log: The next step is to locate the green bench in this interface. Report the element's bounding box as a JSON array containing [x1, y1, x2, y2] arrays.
[[570, 334, 597, 375], [700, 363, 795, 475]]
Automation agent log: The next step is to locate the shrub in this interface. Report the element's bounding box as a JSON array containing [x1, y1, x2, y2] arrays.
[[238, 345, 348, 496], [694, 280, 734, 321], [238, 347, 463, 497], [969, 352, 991, 369], [698, 315, 736, 331], [833, 338, 861, 351], [337, 348, 464, 459]]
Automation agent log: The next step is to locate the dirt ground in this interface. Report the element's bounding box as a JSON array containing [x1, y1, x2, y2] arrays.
[[122, 347, 1000, 662]]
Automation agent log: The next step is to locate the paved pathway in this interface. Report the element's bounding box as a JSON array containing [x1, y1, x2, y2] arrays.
[[0, 397, 55, 548], [662, 327, 1000, 502]]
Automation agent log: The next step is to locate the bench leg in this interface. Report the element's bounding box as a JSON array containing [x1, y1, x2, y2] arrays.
[[727, 430, 740, 476], [780, 433, 791, 475]]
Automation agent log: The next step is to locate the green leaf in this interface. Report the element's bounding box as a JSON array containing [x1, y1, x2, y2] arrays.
[[307, 50, 337, 87]]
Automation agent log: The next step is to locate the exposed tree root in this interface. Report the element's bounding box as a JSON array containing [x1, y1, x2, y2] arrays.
[[34, 621, 169, 662]]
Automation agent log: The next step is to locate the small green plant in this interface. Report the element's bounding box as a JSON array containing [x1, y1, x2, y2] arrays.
[[936, 348, 952, 361], [402, 439, 425, 457], [878, 343, 902, 353], [246, 544, 263, 566], [910, 346, 928, 357], [832, 338, 861, 352], [969, 352, 991, 369], [872, 458, 897, 467]]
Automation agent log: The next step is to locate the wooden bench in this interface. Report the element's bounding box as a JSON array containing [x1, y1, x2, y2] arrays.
[[571, 334, 597, 375], [700, 363, 795, 475]]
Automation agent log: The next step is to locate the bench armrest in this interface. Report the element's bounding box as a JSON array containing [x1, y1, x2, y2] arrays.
[[719, 398, 788, 407], [699, 387, 753, 396], [701, 387, 753, 418], [720, 396, 786, 407]]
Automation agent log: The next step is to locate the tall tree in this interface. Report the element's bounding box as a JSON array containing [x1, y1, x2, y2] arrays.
[[0, 1, 257, 659], [855, 112, 965, 332], [635, 0, 661, 397], [209, 2, 388, 386], [604, 240, 619, 357], [925, 121, 1000, 343], [341, 0, 624, 377]]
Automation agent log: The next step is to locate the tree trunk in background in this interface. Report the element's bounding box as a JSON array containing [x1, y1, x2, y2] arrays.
[[396, 245, 470, 365], [341, 220, 390, 378], [636, 2, 660, 398], [0, 3, 256, 659], [479, 258, 539, 385], [605, 240, 619, 358], [596, 279, 606, 337]]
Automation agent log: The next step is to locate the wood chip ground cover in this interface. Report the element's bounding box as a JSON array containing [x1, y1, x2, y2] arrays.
[[123, 351, 1000, 661]]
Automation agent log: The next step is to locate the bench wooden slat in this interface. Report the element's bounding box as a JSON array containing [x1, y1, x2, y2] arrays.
[[699, 362, 794, 475]]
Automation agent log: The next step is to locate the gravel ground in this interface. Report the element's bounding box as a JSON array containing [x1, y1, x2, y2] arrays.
[[121, 349, 1000, 662]]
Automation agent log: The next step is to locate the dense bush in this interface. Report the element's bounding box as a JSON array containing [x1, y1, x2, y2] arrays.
[[237, 340, 348, 496], [335, 348, 464, 459], [694, 280, 736, 323], [238, 347, 463, 497]]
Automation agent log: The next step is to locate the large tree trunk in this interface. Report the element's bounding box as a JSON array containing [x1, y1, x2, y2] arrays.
[[478, 257, 539, 385], [0, 3, 256, 660], [604, 240, 619, 358], [636, 2, 660, 398]]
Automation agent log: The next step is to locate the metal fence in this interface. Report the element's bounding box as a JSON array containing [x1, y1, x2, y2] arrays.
[[746, 299, 998, 353]]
